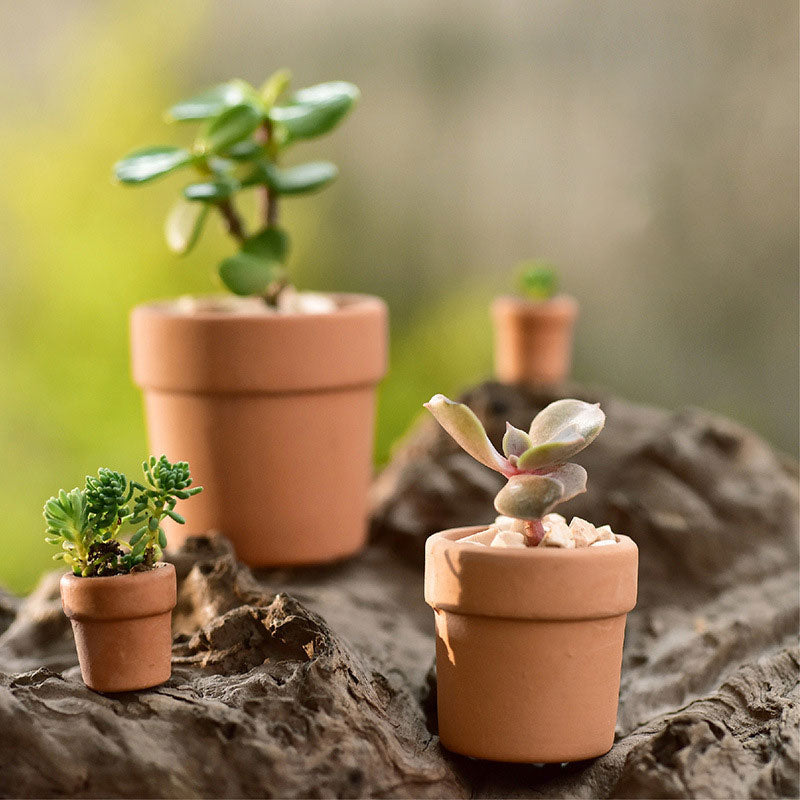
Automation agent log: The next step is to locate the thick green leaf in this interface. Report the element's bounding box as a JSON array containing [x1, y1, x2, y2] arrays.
[[182, 177, 239, 202], [223, 140, 263, 161], [242, 227, 289, 263], [260, 68, 292, 107], [164, 199, 208, 255], [114, 146, 192, 184], [260, 161, 338, 195], [219, 252, 286, 296], [269, 81, 359, 141], [424, 395, 510, 474], [167, 79, 258, 122], [493, 474, 564, 521], [197, 104, 262, 155]]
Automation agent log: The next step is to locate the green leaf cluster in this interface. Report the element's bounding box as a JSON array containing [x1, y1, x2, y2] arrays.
[[44, 456, 202, 576], [424, 396, 605, 522], [113, 70, 359, 302], [516, 259, 558, 301]]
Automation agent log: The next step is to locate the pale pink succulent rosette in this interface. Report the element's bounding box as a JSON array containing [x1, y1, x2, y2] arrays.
[[423, 395, 607, 546]]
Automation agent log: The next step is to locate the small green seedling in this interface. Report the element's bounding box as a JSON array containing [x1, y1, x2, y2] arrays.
[[114, 70, 359, 305], [424, 395, 604, 545], [44, 456, 202, 576], [516, 259, 558, 301]]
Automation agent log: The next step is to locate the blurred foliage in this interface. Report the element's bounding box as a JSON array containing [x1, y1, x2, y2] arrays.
[[0, 1, 796, 592]]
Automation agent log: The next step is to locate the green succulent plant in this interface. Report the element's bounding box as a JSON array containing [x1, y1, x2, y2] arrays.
[[44, 456, 202, 576], [516, 259, 558, 301], [114, 70, 359, 305], [424, 395, 605, 545]]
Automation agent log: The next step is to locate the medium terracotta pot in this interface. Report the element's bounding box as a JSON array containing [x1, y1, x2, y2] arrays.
[[491, 294, 578, 385], [60, 563, 176, 693], [425, 526, 638, 763], [130, 293, 388, 566]]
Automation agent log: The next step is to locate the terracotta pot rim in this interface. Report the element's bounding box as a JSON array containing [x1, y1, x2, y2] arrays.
[[492, 293, 578, 314], [425, 525, 638, 620], [135, 292, 385, 322], [428, 525, 636, 561], [60, 561, 177, 621]]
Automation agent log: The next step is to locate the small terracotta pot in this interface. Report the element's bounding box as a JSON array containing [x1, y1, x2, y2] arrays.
[[425, 526, 638, 763], [130, 293, 388, 566], [491, 294, 578, 385], [60, 563, 176, 693]]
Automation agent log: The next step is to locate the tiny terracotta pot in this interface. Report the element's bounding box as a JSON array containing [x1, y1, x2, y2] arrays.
[[491, 294, 578, 385], [425, 526, 638, 763], [60, 563, 176, 693], [131, 293, 388, 567]]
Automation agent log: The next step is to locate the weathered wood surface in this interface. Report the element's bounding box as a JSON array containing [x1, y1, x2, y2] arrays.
[[0, 382, 797, 798]]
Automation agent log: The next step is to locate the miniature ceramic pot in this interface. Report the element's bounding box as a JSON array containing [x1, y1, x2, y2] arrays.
[[60, 563, 176, 693], [491, 294, 578, 385], [425, 526, 638, 763], [131, 293, 388, 566]]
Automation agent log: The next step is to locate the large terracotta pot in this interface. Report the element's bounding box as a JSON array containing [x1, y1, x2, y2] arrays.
[[60, 563, 176, 693], [491, 294, 578, 385], [425, 525, 638, 763], [130, 293, 388, 566]]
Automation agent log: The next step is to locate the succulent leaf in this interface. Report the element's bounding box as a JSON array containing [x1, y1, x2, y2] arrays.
[[269, 81, 359, 142], [515, 400, 605, 469], [197, 103, 262, 155], [219, 252, 286, 296], [165, 199, 208, 255], [114, 146, 193, 184], [424, 395, 509, 474], [167, 79, 258, 122], [502, 423, 533, 458], [493, 474, 564, 521], [257, 161, 339, 195], [546, 462, 588, 502]]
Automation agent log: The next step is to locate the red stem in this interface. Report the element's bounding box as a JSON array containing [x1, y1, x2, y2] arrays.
[[523, 519, 545, 547]]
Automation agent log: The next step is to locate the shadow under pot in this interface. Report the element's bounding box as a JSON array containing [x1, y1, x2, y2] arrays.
[[60, 563, 177, 693], [491, 294, 578, 385], [424, 526, 638, 763], [130, 293, 388, 567]]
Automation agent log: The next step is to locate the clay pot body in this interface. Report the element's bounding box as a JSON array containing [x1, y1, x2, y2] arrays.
[[491, 295, 578, 385], [60, 563, 176, 692], [425, 526, 638, 763], [131, 294, 388, 566]]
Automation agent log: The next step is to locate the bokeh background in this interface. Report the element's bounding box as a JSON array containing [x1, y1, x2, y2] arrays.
[[0, 0, 797, 592]]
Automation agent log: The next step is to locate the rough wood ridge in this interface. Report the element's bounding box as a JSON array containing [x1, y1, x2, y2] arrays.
[[0, 381, 797, 798]]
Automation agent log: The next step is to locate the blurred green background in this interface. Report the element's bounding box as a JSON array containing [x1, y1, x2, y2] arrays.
[[0, 1, 797, 592]]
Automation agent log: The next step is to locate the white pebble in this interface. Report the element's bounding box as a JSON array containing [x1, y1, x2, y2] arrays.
[[540, 518, 575, 548], [460, 528, 496, 546], [490, 530, 527, 548], [569, 516, 599, 548], [590, 539, 617, 547], [594, 524, 616, 541]]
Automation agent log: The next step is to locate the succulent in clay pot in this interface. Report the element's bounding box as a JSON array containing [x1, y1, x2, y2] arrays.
[[44, 457, 202, 692], [491, 260, 578, 385], [117, 70, 387, 566], [423, 395, 638, 763]]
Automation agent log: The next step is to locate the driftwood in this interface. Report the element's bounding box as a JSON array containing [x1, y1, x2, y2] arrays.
[[0, 381, 797, 798]]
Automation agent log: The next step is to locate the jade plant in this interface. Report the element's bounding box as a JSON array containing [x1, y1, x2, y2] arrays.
[[44, 456, 202, 576], [114, 70, 359, 305], [516, 259, 558, 301], [424, 395, 605, 546]]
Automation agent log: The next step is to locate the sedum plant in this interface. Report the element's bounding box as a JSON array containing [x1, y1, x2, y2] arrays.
[[516, 259, 558, 301], [44, 456, 202, 576], [424, 395, 605, 546], [113, 70, 359, 306]]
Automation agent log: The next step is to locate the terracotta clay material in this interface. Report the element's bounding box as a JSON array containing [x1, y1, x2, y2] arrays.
[[491, 294, 578, 385], [130, 293, 388, 567], [425, 526, 638, 763], [60, 563, 176, 693]]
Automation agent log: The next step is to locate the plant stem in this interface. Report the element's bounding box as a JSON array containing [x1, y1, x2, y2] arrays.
[[218, 199, 246, 241], [523, 519, 545, 547], [257, 122, 278, 228]]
